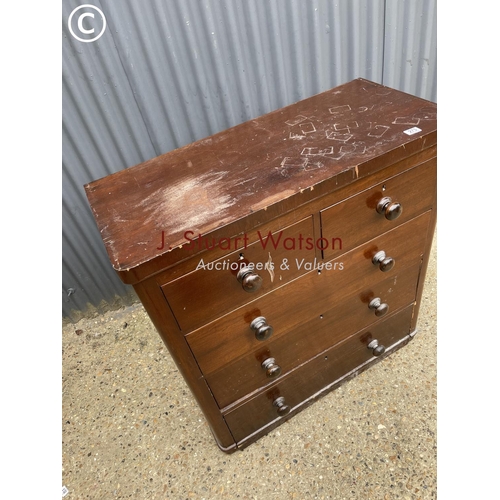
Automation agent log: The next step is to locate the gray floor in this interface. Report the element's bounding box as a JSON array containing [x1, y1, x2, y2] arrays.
[[62, 232, 436, 500]]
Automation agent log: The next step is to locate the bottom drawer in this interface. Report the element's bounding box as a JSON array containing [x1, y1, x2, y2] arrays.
[[223, 304, 414, 444], [209, 263, 420, 409]]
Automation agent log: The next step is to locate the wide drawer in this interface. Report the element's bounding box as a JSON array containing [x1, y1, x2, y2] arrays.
[[208, 263, 421, 408], [186, 210, 431, 377], [161, 217, 315, 332], [320, 159, 436, 260], [224, 304, 414, 444]]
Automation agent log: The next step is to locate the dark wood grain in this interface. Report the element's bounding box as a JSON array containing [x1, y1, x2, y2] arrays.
[[186, 211, 431, 375], [161, 217, 315, 332], [208, 263, 421, 409], [223, 305, 414, 443], [84, 79, 437, 453], [84, 79, 436, 283], [149, 146, 436, 287], [321, 158, 436, 259], [132, 278, 237, 452]]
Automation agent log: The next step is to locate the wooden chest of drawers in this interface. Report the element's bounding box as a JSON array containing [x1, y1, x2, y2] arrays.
[[85, 78, 437, 453]]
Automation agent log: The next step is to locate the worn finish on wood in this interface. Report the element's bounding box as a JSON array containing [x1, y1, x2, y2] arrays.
[[84, 78, 436, 284], [148, 145, 436, 287], [85, 79, 437, 452]]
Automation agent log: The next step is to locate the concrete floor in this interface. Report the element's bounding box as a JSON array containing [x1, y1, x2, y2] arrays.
[[62, 232, 436, 500]]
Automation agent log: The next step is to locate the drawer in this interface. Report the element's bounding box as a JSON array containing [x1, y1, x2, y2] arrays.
[[320, 159, 436, 260], [223, 304, 414, 444], [186, 210, 431, 377], [161, 217, 315, 332], [208, 263, 421, 408]]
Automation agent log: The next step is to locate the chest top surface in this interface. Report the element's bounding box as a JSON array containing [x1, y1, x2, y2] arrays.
[[85, 78, 436, 280]]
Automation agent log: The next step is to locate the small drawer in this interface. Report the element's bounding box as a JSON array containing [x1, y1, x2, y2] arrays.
[[161, 217, 315, 332], [186, 211, 430, 379], [208, 263, 421, 408], [320, 158, 436, 260], [223, 305, 414, 444]]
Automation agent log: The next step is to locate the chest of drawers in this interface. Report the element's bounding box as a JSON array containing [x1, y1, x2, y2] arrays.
[[85, 78, 437, 453]]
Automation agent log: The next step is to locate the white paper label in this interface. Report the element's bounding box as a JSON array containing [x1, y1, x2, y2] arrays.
[[62, 486, 69, 497], [403, 126, 422, 136]]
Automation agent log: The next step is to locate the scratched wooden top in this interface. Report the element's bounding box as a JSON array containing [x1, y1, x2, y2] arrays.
[[85, 78, 437, 283]]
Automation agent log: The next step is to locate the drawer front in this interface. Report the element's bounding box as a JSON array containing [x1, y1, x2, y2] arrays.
[[320, 159, 436, 260], [161, 217, 315, 332], [186, 211, 431, 377], [207, 263, 421, 408], [224, 305, 414, 444]]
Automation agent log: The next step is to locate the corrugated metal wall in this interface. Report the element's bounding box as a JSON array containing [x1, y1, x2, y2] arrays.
[[62, 0, 437, 321]]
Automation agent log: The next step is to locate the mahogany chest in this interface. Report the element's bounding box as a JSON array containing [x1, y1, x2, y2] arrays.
[[85, 78, 437, 452]]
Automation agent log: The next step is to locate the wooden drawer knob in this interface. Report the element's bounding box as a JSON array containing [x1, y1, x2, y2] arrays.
[[250, 316, 274, 341], [273, 396, 290, 416], [372, 250, 395, 272], [367, 339, 386, 356], [368, 297, 389, 317], [377, 196, 402, 220], [236, 267, 263, 293], [261, 357, 281, 378]]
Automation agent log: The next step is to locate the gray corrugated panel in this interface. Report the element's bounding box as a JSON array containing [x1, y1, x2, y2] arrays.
[[62, 0, 435, 320], [383, 0, 437, 102], [63, 0, 155, 319], [98, 0, 385, 151]]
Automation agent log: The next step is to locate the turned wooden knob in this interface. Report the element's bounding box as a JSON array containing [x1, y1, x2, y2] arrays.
[[236, 267, 263, 292], [372, 250, 395, 272], [376, 196, 402, 220], [250, 316, 274, 341], [273, 396, 290, 416], [261, 358, 281, 378], [367, 339, 386, 356], [368, 298, 389, 317]]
